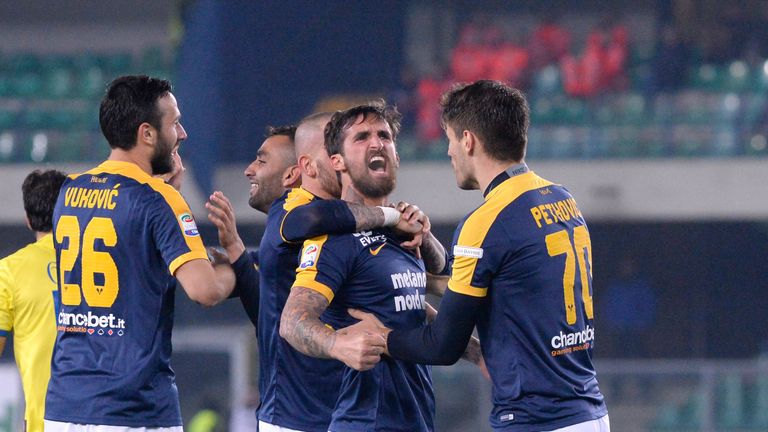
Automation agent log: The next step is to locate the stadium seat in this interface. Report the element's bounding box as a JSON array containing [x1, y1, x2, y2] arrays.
[[716, 373, 745, 428]]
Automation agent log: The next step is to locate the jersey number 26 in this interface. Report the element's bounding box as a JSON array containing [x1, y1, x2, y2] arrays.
[[56, 215, 119, 307]]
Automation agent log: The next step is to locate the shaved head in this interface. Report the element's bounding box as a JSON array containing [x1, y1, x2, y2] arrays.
[[295, 111, 341, 198], [296, 112, 332, 156]]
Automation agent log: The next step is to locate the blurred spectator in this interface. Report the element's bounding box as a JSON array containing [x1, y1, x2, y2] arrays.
[[652, 25, 691, 94], [416, 71, 448, 143], [450, 26, 493, 83], [488, 30, 531, 89], [561, 17, 629, 97], [529, 15, 572, 69]]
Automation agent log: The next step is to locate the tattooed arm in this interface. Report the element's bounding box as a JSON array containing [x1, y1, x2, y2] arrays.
[[280, 286, 385, 370]]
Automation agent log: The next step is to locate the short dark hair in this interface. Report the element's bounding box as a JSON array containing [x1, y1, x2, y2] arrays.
[[266, 124, 297, 141], [99, 75, 173, 150], [22, 169, 67, 232], [440, 80, 530, 162], [324, 100, 402, 156]]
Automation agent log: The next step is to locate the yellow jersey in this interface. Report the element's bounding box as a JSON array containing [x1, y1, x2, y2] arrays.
[[0, 234, 58, 432]]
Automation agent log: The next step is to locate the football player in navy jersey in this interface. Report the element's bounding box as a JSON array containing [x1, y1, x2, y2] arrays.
[[45, 75, 236, 431], [205, 113, 428, 432], [356, 80, 610, 432], [280, 102, 445, 432]]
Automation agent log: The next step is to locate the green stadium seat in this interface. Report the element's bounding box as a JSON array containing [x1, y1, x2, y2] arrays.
[[12, 72, 44, 98]]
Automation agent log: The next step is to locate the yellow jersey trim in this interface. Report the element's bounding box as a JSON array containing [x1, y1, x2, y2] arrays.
[[449, 172, 554, 296], [169, 252, 211, 276], [293, 277, 335, 304], [279, 187, 316, 244]]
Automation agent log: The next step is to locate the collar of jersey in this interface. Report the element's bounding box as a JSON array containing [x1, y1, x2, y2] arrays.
[[86, 160, 153, 182]]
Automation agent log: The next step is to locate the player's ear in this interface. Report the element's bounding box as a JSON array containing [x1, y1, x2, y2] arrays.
[[283, 165, 301, 188], [330, 153, 345, 172], [297, 154, 313, 176], [463, 130, 476, 156], [138, 122, 155, 146]]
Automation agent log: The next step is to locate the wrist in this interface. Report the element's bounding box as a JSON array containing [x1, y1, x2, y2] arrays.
[[378, 206, 400, 227], [225, 241, 246, 263]]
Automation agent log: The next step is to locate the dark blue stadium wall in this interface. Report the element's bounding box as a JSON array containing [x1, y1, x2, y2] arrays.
[[175, 0, 407, 194]]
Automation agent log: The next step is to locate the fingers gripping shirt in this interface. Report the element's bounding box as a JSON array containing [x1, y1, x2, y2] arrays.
[[293, 229, 435, 432], [46, 160, 207, 428]]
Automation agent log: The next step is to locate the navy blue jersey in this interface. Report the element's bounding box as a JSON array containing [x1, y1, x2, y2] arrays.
[[256, 188, 355, 432], [294, 229, 434, 432], [46, 160, 208, 427], [448, 168, 607, 431]]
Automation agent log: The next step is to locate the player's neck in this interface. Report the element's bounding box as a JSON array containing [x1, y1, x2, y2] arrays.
[[475, 157, 525, 194], [35, 231, 50, 240], [301, 179, 335, 200], [108, 147, 153, 175], [341, 184, 386, 206]]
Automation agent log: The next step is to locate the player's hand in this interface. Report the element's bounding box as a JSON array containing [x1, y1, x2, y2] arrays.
[[331, 320, 387, 371], [392, 201, 429, 249], [206, 191, 245, 263], [207, 247, 229, 265], [348, 308, 391, 356], [160, 148, 185, 191]]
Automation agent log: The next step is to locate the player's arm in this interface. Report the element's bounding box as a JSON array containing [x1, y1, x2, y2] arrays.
[[426, 274, 448, 297], [209, 247, 260, 325], [175, 259, 236, 307], [280, 199, 422, 243], [423, 300, 482, 366], [279, 286, 384, 371], [352, 288, 485, 365]]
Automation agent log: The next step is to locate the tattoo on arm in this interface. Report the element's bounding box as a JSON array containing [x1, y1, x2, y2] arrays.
[[420, 232, 447, 274], [462, 336, 483, 365], [346, 203, 385, 231], [280, 287, 335, 358]]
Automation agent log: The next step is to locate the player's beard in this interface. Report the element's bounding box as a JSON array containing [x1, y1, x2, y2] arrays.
[[151, 136, 175, 176], [346, 153, 396, 199]]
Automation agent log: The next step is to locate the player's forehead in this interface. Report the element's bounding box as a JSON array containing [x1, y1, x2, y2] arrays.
[[344, 113, 392, 137], [157, 93, 181, 120], [260, 134, 292, 157]]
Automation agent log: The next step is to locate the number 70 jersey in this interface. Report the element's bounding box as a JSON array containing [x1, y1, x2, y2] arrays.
[[46, 160, 208, 427], [448, 169, 607, 430]]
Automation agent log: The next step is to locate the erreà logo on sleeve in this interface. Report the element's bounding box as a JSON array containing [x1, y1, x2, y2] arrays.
[[179, 213, 200, 236]]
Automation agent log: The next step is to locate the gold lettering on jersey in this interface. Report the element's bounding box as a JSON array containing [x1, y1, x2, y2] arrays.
[[530, 198, 583, 228], [64, 185, 119, 210]]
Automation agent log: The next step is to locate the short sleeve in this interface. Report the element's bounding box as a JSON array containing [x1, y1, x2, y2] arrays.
[[145, 181, 208, 275], [292, 235, 355, 303], [0, 260, 14, 335], [447, 216, 495, 298]]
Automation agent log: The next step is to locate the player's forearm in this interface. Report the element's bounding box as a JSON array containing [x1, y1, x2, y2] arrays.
[[420, 233, 447, 274], [281, 200, 357, 242], [279, 286, 335, 359], [388, 289, 482, 365], [426, 274, 448, 297], [346, 202, 387, 231]]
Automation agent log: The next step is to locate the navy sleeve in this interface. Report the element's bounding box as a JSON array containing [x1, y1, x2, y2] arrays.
[[387, 288, 485, 365], [229, 250, 260, 326], [281, 199, 356, 242]]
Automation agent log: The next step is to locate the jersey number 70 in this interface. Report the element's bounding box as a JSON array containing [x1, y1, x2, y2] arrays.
[[56, 215, 119, 307], [545, 225, 593, 325]]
